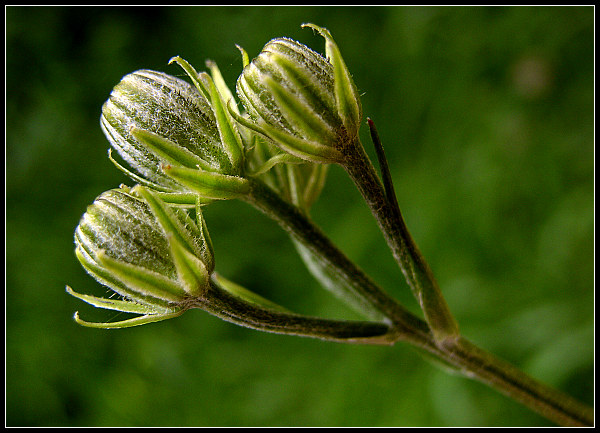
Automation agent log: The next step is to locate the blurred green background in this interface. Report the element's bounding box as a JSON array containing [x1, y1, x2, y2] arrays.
[[6, 6, 594, 427]]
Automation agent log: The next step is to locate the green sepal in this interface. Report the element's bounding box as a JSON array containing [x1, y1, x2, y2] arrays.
[[133, 185, 203, 259], [228, 103, 343, 164], [236, 44, 250, 68], [206, 59, 238, 115], [96, 250, 187, 302], [168, 55, 210, 100], [248, 152, 305, 177], [195, 197, 215, 271], [66, 285, 167, 315], [130, 127, 216, 172], [162, 164, 251, 200], [149, 191, 203, 207], [302, 23, 361, 136], [107, 155, 206, 208], [108, 149, 176, 194], [73, 310, 185, 329], [199, 71, 244, 173], [168, 234, 209, 296]]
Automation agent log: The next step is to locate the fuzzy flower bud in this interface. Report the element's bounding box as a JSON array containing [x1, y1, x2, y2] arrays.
[[66, 186, 390, 342], [234, 23, 362, 164], [101, 63, 248, 202], [67, 185, 214, 328]]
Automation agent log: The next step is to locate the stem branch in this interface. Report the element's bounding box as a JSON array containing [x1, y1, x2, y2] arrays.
[[242, 176, 593, 426], [418, 336, 594, 426], [341, 125, 459, 342], [244, 178, 422, 334]]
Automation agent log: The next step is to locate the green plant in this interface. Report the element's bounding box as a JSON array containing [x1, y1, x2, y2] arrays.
[[67, 23, 593, 427]]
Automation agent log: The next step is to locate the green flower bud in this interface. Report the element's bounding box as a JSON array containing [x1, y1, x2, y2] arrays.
[[101, 64, 247, 202], [66, 186, 390, 342], [234, 23, 362, 164], [67, 185, 214, 328]]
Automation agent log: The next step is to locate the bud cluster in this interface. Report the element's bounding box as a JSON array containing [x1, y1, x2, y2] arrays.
[[68, 23, 371, 331]]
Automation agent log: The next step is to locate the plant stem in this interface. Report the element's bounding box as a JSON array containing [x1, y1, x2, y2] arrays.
[[190, 277, 395, 344], [340, 131, 459, 343], [243, 177, 593, 426], [244, 178, 423, 334], [413, 335, 594, 427]]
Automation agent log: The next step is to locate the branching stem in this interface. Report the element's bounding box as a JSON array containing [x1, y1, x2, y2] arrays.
[[243, 175, 593, 427], [341, 123, 459, 343]]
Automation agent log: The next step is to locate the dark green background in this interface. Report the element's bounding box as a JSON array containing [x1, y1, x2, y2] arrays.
[[6, 6, 594, 427]]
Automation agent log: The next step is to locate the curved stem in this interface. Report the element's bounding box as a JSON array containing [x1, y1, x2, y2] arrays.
[[340, 129, 459, 343], [244, 178, 424, 335], [413, 335, 594, 427], [241, 177, 593, 426], [191, 277, 396, 345]]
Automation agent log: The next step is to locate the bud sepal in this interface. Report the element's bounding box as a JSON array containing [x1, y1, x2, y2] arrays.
[[67, 185, 214, 328], [162, 164, 251, 200], [66, 286, 187, 328], [101, 60, 247, 204], [234, 23, 362, 164]]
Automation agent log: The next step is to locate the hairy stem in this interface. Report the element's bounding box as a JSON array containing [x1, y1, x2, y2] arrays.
[[190, 278, 395, 344], [244, 178, 424, 334], [242, 177, 593, 426], [414, 335, 594, 426], [340, 130, 459, 343]]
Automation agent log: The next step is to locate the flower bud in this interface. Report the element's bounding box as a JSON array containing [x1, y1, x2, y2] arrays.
[[101, 65, 247, 201], [234, 23, 362, 164], [67, 185, 214, 328], [66, 186, 391, 342]]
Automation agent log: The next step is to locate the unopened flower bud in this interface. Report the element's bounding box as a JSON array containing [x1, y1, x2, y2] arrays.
[[101, 65, 247, 201], [67, 185, 214, 328], [67, 187, 389, 342], [234, 23, 362, 164]]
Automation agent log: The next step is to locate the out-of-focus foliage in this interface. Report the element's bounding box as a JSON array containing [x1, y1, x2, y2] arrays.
[[6, 6, 593, 426]]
